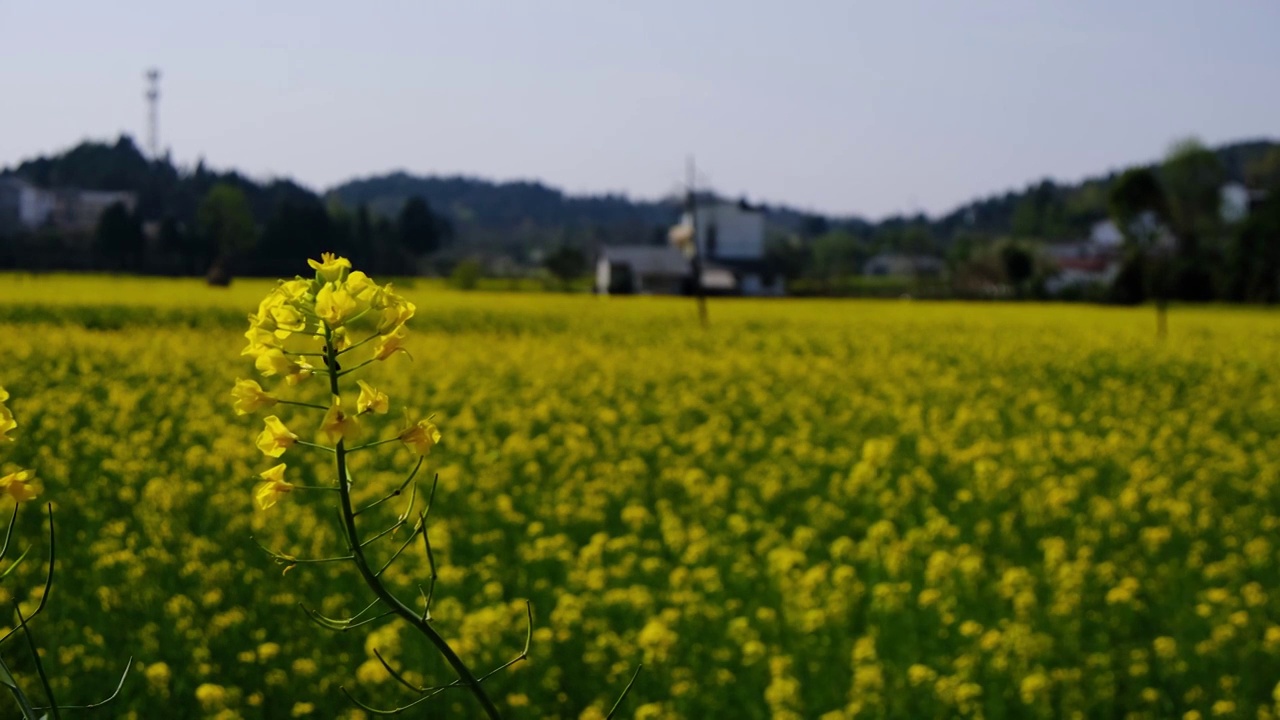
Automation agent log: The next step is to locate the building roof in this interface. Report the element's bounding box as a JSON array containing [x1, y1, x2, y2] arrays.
[[599, 245, 690, 277]]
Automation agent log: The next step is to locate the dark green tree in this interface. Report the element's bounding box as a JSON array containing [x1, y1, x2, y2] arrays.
[[93, 201, 145, 270], [1000, 243, 1035, 297], [1108, 168, 1171, 335], [397, 196, 451, 256], [196, 183, 256, 281], [1161, 138, 1225, 300], [542, 245, 588, 289]]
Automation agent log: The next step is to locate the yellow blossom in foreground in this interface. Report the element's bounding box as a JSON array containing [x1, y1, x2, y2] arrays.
[[268, 303, 307, 339], [254, 349, 313, 385], [315, 282, 359, 328], [398, 411, 441, 456], [256, 416, 298, 458], [376, 294, 415, 335], [0, 385, 14, 443], [307, 252, 351, 283], [356, 380, 389, 415], [344, 270, 378, 302], [254, 464, 292, 511], [0, 469, 38, 502], [319, 396, 360, 445], [373, 325, 411, 361], [231, 379, 277, 415]]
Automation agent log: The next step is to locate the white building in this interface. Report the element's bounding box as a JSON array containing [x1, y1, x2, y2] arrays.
[[668, 200, 784, 296], [0, 177, 136, 235], [0, 177, 56, 231]]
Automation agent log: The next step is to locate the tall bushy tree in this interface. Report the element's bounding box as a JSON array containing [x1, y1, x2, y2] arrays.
[[1108, 168, 1172, 334], [93, 201, 145, 271], [1161, 138, 1225, 300], [397, 196, 451, 257], [196, 183, 256, 280]]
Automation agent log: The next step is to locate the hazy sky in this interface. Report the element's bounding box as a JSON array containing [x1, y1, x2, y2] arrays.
[[2, 1, 1277, 218]]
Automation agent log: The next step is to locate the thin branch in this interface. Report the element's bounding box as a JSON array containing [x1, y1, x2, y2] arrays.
[[0, 501, 19, 561], [0, 504, 53, 649], [346, 437, 402, 453], [325, 325, 502, 720], [604, 665, 644, 720], [420, 528, 438, 622], [0, 653, 38, 718], [299, 602, 395, 632], [277, 399, 330, 411], [15, 602, 59, 719], [295, 440, 336, 454], [38, 657, 132, 711], [337, 332, 381, 356], [0, 546, 31, 580], [249, 536, 352, 565], [361, 520, 408, 549], [374, 521, 423, 578], [336, 358, 377, 378], [354, 460, 425, 517]]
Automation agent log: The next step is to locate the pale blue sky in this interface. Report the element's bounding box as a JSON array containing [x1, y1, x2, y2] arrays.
[[1, 1, 1277, 218]]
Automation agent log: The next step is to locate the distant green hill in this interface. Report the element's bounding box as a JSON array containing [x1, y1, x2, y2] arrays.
[[6, 135, 1276, 258]]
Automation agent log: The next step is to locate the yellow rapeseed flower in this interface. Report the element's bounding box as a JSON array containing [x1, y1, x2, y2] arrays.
[[307, 252, 351, 283], [254, 349, 313, 386], [231, 379, 277, 415], [268, 303, 307, 339], [315, 282, 359, 328], [256, 416, 298, 458], [254, 463, 292, 511], [0, 469, 38, 502], [356, 380, 389, 415], [398, 411, 441, 456], [373, 325, 411, 361], [0, 398, 13, 444], [376, 294, 415, 335], [319, 396, 360, 445]]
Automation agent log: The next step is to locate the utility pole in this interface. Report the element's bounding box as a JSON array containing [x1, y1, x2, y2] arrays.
[[686, 156, 708, 327], [145, 69, 161, 160]]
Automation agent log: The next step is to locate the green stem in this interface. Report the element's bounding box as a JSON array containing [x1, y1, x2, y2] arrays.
[[346, 437, 401, 453], [0, 654, 38, 719], [295, 440, 335, 454], [338, 332, 381, 356], [324, 326, 502, 720], [336, 358, 376, 378], [15, 603, 58, 720], [278, 399, 329, 411]]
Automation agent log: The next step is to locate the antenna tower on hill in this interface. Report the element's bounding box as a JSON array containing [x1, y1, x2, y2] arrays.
[[145, 68, 161, 160]]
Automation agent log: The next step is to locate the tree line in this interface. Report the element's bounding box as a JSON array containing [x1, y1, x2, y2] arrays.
[[0, 136, 452, 280]]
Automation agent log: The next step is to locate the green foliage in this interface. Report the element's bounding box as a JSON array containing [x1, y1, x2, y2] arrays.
[[197, 184, 256, 262], [450, 259, 482, 290], [396, 196, 451, 256], [93, 202, 144, 270], [542, 246, 588, 288]]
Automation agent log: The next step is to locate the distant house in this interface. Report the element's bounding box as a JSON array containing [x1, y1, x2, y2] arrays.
[[596, 199, 785, 296], [0, 176, 56, 232], [0, 176, 136, 235], [671, 200, 784, 296], [863, 254, 945, 277], [50, 189, 137, 233], [596, 246, 690, 295]]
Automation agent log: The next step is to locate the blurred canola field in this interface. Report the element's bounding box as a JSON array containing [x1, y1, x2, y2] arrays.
[[0, 273, 1279, 719]]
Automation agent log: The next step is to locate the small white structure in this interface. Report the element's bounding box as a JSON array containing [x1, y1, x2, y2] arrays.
[[0, 177, 56, 231], [666, 200, 784, 296], [0, 177, 136, 235], [596, 246, 690, 295]]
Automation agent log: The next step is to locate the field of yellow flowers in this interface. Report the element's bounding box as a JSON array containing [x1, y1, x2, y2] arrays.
[[0, 272, 1278, 719]]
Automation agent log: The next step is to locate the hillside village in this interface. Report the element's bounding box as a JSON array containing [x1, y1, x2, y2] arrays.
[[1, 135, 1278, 302]]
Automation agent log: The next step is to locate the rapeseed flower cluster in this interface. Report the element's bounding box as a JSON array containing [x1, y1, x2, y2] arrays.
[[0, 275, 1278, 717], [0, 387, 38, 503]]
